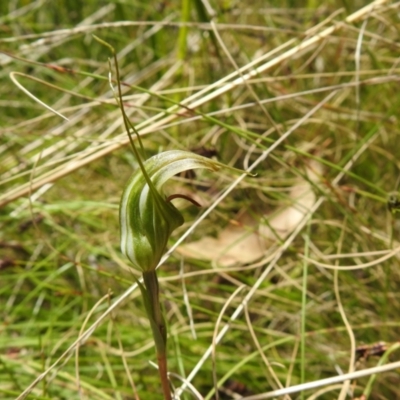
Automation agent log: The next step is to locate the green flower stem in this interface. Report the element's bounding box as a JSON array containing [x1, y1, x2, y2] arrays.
[[141, 270, 171, 400], [94, 37, 243, 399]]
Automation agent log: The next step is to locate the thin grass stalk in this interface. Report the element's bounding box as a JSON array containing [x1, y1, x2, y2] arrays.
[[300, 225, 310, 400], [177, 0, 190, 61]]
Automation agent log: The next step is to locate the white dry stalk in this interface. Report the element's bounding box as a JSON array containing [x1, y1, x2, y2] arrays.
[[334, 222, 356, 400], [211, 285, 246, 400], [240, 360, 400, 399], [1, 73, 397, 207], [3, 72, 392, 188], [303, 245, 400, 270], [0, 22, 299, 46], [1, 14, 176, 190], [0, 0, 388, 207]]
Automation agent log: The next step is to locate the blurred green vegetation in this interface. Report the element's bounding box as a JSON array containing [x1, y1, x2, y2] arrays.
[[1, 1, 400, 399]]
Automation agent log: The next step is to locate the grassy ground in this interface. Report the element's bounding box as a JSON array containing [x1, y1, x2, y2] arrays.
[[1, 1, 400, 399]]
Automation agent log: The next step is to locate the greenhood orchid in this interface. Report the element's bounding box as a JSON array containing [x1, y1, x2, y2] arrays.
[[120, 149, 224, 272], [94, 36, 248, 400]]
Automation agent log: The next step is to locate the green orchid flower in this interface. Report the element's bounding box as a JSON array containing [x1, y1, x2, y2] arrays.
[[120, 149, 223, 272]]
